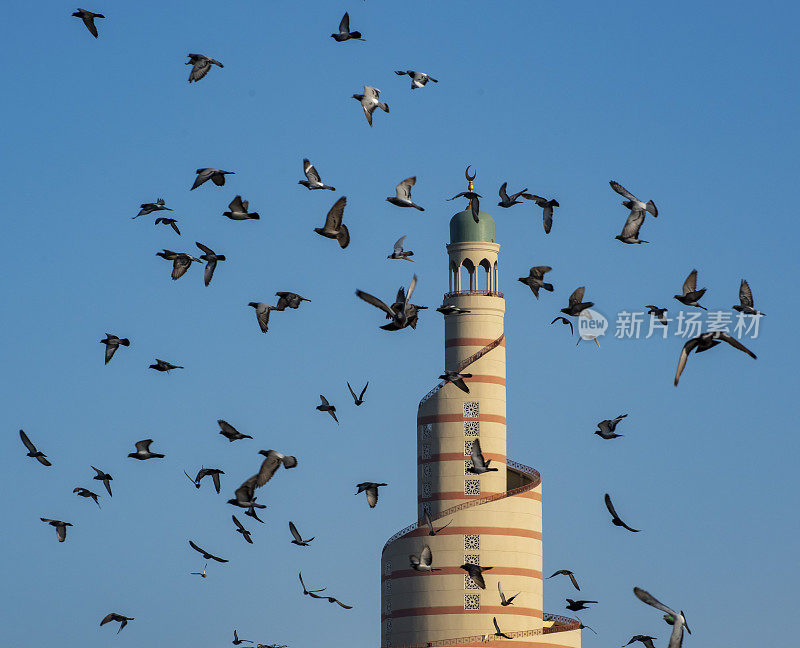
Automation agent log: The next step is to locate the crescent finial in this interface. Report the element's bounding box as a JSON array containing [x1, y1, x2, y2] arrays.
[[465, 165, 476, 182]]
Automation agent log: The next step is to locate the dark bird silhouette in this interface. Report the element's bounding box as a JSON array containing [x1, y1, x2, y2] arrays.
[[187, 54, 224, 83], [395, 70, 437, 89], [298, 572, 326, 597], [674, 331, 757, 386], [498, 581, 520, 606], [245, 506, 265, 523], [319, 595, 353, 609], [191, 168, 233, 190], [437, 305, 470, 316], [100, 613, 134, 634], [232, 515, 253, 544], [523, 195, 559, 233], [467, 439, 498, 475], [331, 12, 364, 41], [135, 198, 171, 218], [409, 544, 440, 571], [595, 414, 627, 439], [155, 217, 181, 235], [189, 540, 228, 563], [624, 635, 658, 648], [447, 191, 481, 223], [423, 509, 452, 536], [100, 334, 129, 365], [149, 358, 183, 372], [492, 617, 512, 639], [733, 279, 765, 316], [673, 269, 707, 309], [72, 9, 104, 38], [386, 177, 424, 210], [356, 482, 386, 508], [604, 493, 640, 532], [561, 286, 593, 317], [218, 419, 252, 442], [439, 370, 472, 394], [550, 316, 574, 336], [227, 473, 266, 509], [316, 395, 338, 423], [578, 621, 597, 634], [190, 563, 207, 578], [274, 292, 310, 311], [156, 249, 200, 280], [128, 439, 165, 460], [518, 266, 553, 298], [223, 195, 260, 221], [647, 305, 668, 325], [232, 629, 253, 645], [352, 87, 388, 126], [565, 599, 597, 611], [314, 196, 350, 248], [19, 430, 51, 466], [184, 467, 224, 493], [289, 521, 314, 546], [610, 180, 658, 218], [548, 569, 581, 591], [356, 275, 423, 331], [196, 242, 226, 286], [498, 182, 530, 208], [40, 518, 72, 542], [73, 487, 101, 507], [91, 466, 113, 496], [347, 381, 368, 405], [299, 159, 335, 191], [248, 302, 273, 333], [460, 563, 493, 589], [633, 587, 691, 648]]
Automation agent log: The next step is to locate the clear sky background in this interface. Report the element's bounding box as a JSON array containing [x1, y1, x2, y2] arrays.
[[2, 1, 799, 646]]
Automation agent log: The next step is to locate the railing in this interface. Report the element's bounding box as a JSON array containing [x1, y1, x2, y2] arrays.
[[443, 290, 504, 299], [542, 613, 582, 633]]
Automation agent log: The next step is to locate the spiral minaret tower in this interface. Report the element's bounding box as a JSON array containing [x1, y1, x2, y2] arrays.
[[380, 171, 582, 648]]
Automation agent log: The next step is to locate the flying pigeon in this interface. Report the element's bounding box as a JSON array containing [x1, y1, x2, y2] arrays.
[[232, 515, 253, 544], [149, 358, 183, 372], [218, 419, 252, 442], [492, 617, 512, 640], [196, 242, 226, 286], [733, 279, 765, 316], [73, 487, 101, 507], [633, 587, 691, 648], [347, 381, 368, 406], [134, 198, 171, 218], [191, 168, 234, 190], [232, 629, 253, 645], [19, 430, 51, 466], [248, 302, 273, 333], [100, 334, 129, 365], [356, 275, 423, 331], [518, 266, 553, 298], [394, 70, 438, 89], [314, 196, 350, 248], [550, 316, 574, 335], [298, 572, 326, 597], [223, 196, 260, 220], [447, 191, 481, 223], [409, 544, 440, 571], [274, 292, 310, 311], [356, 482, 386, 508], [388, 235, 415, 262], [561, 286, 593, 317], [673, 269, 707, 309], [91, 466, 113, 496], [289, 521, 314, 546], [72, 9, 104, 38], [523, 195, 559, 233], [439, 370, 472, 394], [595, 414, 627, 439], [624, 636, 658, 648], [615, 208, 650, 244], [189, 540, 228, 563], [422, 509, 452, 535], [352, 86, 389, 126], [604, 493, 640, 532], [247, 450, 298, 490], [128, 439, 165, 460], [187, 54, 224, 83], [316, 395, 338, 423], [437, 305, 470, 316], [460, 563, 493, 589], [299, 159, 335, 191], [100, 613, 134, 634], [674, 331, 756, 386], [386, 177, 424, 210], [228, 478, 266, 511], [566, 599, 597, 611], [646, 305, 668, 325], [190, 564, 207, 578], [498, 182, 531, 208], [155, 217, 181, 235], [467, 439, 498, 475], [185, 467, 224, 493], [609, 180, 658, 218], [547, 569, 580, 591], [40, 518, 72, 542], [331, 12, 364, 41], [498, 581, 520, 606], [156, 249, 200, 280]]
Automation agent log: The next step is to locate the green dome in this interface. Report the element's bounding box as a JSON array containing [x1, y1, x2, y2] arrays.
[[449, 208, 496, 243]]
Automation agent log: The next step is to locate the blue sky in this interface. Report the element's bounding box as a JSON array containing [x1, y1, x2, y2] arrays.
[[2, 1, 799, 646]]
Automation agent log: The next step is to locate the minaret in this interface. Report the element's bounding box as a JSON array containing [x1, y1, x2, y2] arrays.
[[380, 169, 582, 648]]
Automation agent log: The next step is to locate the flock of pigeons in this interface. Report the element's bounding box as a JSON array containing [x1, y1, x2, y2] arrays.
[[25, 7, 763, 648]]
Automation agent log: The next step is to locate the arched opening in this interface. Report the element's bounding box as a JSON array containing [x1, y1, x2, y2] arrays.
[[460, 258, 476, 292], [479, 259, 492, 292], [449, 261, 457, 292], [493, 261, 499, 292]]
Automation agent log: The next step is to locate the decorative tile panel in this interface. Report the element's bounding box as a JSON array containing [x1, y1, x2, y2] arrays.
[[464, 594, 481, 610], [464, 554, 480, 566], [420, 423, 432, 440], [422, 481, 432, 498], [384, 579, 392, 595], [464, 420, 480, 436], [422, 444, 431, 460], [384, 599, 392, 615], [463, 402, 479, 418], [464, 534, 480, 550], [384, 561, 392, 576], [464, 440, 474, 455], [464, 574, 480, 590], [385, 619, 392, 634], [464, 479, 480, 495], [464, 460, 474, 475], [422, 463, 432, 478]]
